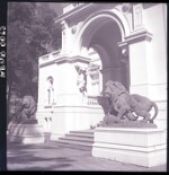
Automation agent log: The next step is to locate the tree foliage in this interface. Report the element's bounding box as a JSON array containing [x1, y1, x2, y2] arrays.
[[7, 2, 61, 120], [7, 2, 61, 96]]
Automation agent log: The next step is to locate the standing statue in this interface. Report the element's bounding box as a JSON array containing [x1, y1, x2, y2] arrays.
[[47, 76, 55, 105], [102, 80, 158, 125]]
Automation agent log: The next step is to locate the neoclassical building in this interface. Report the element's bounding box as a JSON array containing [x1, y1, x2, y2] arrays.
[[36, 3, 167, 141]]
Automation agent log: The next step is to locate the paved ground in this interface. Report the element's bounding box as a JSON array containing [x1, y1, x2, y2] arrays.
[[7, 141, 167, 172]]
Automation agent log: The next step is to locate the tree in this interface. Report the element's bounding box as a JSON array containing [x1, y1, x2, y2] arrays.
[[7, 2, 61, 123]]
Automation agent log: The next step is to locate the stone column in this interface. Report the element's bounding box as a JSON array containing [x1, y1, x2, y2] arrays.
[[118, 29, 166, 128], [127, 30, 153, 97], [61, 20, 73, 55], [119, 29, 153, 96]]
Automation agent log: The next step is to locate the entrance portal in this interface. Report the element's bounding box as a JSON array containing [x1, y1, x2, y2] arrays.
[[80, 18, 130, 92]]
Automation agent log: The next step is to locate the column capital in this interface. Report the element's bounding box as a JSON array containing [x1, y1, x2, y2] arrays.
[[60, 20, 69, 30]]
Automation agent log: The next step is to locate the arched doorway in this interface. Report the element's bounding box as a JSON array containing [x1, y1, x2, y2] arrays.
[[79, 16, 130, 92]]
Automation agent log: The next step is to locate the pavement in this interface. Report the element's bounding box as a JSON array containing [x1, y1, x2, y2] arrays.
[[7, 141, 167, 172]]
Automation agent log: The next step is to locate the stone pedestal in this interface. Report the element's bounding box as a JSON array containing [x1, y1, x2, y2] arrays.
[[92, 127, 166, 167], [7, 123, 44, 144]]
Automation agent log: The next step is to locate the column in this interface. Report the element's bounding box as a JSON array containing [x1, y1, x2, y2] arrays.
[[119, 30, 153, 97]]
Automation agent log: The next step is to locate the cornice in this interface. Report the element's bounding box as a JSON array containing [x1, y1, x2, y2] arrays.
[[118, 29, 153, 47], [39, 55, 91, 68], [125, 29, 153, 44], [54, 3, 94, 24]]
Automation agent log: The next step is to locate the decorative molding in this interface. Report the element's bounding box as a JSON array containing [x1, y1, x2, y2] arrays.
[[39, 61, 56, 68], [39, 54, 91, 67], [118, 29, 153, 47], [55, 55, 91, 65], [118, 40, 128, 48], [125, 30, 153, 43], [39, 50, 60, 61], [55, 3, 93, 24], [122, 3, 132, 13], [118, 41, 128, 58]]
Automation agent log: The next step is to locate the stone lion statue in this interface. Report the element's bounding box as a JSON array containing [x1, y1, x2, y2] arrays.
[[14, 95, 37, 123], [104, 80, 158, 124]]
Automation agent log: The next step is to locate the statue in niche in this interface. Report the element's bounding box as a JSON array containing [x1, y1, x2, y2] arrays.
[[99, 80, 158, 127], [75, 65, 87, 96], [47, 76, 55, 105]]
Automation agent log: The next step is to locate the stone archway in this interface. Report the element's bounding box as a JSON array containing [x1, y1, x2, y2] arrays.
[[78, 14, 130, 91]]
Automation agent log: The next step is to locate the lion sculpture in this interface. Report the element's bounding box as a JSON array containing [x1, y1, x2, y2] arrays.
[[104, 80, 158, 123], [14, 95, 37, 123]]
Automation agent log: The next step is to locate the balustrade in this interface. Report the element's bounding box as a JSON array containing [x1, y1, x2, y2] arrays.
[[87, 96, 99, 105]]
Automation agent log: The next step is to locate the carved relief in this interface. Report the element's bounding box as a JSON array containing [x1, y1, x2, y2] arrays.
[[88, 63, 100, 86], [133, 4, 143, 30], [75, 65, 87, 96]]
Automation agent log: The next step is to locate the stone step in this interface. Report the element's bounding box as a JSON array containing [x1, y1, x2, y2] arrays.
[[70, 130, 95, 134], [55, 129, 95, 151], [59, 136, 94, 142], [66, 133, 94, 138], [69, 130, 95, 137]]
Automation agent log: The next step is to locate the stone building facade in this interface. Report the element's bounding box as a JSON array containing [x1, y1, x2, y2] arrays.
[[36, 3, 167, 140]]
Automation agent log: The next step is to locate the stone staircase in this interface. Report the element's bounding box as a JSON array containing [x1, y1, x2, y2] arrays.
[[55, 129, 95, 151]]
